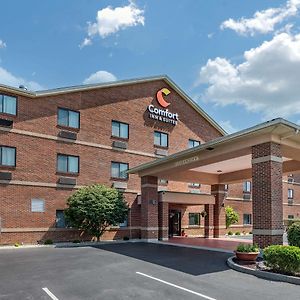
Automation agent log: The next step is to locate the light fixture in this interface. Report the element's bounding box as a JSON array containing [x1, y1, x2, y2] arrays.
[[217, 170, 222, 173]]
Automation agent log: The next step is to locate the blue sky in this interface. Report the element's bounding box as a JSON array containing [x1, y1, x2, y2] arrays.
[[1, 0, 300, 133]]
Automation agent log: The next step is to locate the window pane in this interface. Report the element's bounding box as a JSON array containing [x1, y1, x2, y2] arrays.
[[56, 210, 66, 228], [111, 162, 119, 178], [0, 95, 3, 112], [189, 213, 200, 225], [57, 155, 68, 172], [112, 121, 120, 137], [68, 156, 79, 173], [3, 95, 17, 115], [119, 217, 128, 227], [120, 163, 128, 179], [161, 133, 168, 147], [58, 109, 68, 126], [120, 123, 128, 138], [154, 131, 160, 145], [188, 140, 194, 148], [69, 111, 79, 128], [1, 147, 15, 166], [31, 199, 45, 212]]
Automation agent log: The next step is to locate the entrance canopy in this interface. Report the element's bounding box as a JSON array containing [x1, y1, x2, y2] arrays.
[[129, 118, 300, 184]]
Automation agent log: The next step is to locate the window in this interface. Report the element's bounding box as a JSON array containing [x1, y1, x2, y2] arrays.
[[288, 215, 294, 219], [0, 146, 16, 167], [188, 139, 201, 148], [154, 131, 168, 147], [288, 175, 294, 183], [111, 162, 129, 179], [288, 189, 294, 199], [189, 213, 200, 226], [57, 108, 80, 129], [119, 217, 128, 227], [112, 121, 129, 139], [243, 214, 252, 225], [57, 154, 79, 174], [0, 94, 17, 115], [56, 210, 66, 228], [243, 181, 251, 193], [225, 184, 229, 191], [31, 199, 45, 212]]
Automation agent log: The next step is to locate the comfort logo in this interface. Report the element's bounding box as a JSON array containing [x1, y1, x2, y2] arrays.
[[156, 88, 171, 108]]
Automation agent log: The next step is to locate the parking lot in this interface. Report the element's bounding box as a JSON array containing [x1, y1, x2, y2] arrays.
[[0, 242, 299, 300]]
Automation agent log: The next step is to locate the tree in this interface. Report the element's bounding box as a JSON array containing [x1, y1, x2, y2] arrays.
[[225, 206, 239, 228], [65, 184, 128, 241]]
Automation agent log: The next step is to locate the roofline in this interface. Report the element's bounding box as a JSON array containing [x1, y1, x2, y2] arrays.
[[0, 75, 226, 135], [128, 118, 300, 174]]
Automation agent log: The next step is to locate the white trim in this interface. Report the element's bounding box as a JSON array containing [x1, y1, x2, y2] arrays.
[[252, 155, 283, 164], [141, 227, 159, 231]]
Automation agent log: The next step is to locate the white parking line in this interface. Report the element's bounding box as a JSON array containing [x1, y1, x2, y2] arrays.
[[136, 272, 217, 300], [42, 287, 59, 300]]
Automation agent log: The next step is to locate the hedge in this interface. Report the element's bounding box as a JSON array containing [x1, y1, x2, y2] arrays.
[[263, 245, 300, 275]]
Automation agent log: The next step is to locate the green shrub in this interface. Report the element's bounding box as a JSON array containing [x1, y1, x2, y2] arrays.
[[123, 236, 130, 241], [235, 231, 241, 236], [44, 239, 53, 245], [263, 245, 300, 274], [287, 222, 300, 247], [72, 240, 81, 244], [225, 206, 239, 228], [236, 243, 259, 253], [14, 242, 21, 247], [227, 231, 233, 236]]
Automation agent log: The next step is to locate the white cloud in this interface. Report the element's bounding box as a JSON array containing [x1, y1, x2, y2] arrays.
[[83, 70, 117, 84], [79, 38, 92, 49], [81, 1, 144, 47], [0, 40, 6, 49], [221, 0, 300, 36], [0, 66, 43, 90], [219, 120, 238, 134], [197, 33, 300, 119]]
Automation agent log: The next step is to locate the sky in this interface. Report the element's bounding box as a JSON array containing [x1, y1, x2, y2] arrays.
[[1, 0, 300, 133]]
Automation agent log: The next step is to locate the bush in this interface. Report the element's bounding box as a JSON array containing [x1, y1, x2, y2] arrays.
[[44, 239, 53, 245], [235, 231, 241, 236], [123, 236, 130, 241], [287, 222, 300, 247], [263, 245, 300, 274], [236, 243, 259, 253], [227, 231, 233, 236], [72, 240, 81, 244], [225, 206, 239, 228], [14, 242, 21, 247]]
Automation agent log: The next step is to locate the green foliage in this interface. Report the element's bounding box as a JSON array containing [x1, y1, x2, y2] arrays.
[[65, 184, 128, 241], [14, 242, 20, 247], [263, 245, 300, 274], [235, 231, 241, 236], [123, 236, 130, 241], [227, 231, 233, 236], [236, 243, 259, 253], [225, 206, 239, 228], [283, 219, 300, 228], [287, 222, 300, 247], [44, 239, 53, 245]]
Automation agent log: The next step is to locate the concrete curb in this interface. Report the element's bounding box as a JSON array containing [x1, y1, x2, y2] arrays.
[[227, 256, 300, 285], [156, 241, 234, 254], [0, 239, 142, 250]]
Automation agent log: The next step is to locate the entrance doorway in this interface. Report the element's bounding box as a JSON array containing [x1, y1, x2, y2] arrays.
[[169, 210, 181, 237]]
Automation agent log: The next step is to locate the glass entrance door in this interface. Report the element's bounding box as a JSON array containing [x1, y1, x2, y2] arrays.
[[169, 210, 181, 236]]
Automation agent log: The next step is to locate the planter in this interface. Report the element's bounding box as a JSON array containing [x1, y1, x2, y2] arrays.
[[235, 251, 259, 262]]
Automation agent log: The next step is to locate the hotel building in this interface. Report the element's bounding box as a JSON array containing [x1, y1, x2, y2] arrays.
[[0, 76, 299, 245]]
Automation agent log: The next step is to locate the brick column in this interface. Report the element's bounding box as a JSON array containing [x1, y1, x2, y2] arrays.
[[204, 204, 214, 238], [141, 175, 159, 241], [252, 142, 284, 248], [158, 201, 169, 241], [211, 184, 226, 238]]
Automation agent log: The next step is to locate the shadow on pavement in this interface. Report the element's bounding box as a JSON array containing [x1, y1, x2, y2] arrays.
[[92, 242, 231, 276]]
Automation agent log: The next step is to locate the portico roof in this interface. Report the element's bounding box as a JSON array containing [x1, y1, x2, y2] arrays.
[[129, 118, 300, 184]]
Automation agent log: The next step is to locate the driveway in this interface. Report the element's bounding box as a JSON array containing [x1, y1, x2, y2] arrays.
[[0, 242, 298, 300]]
